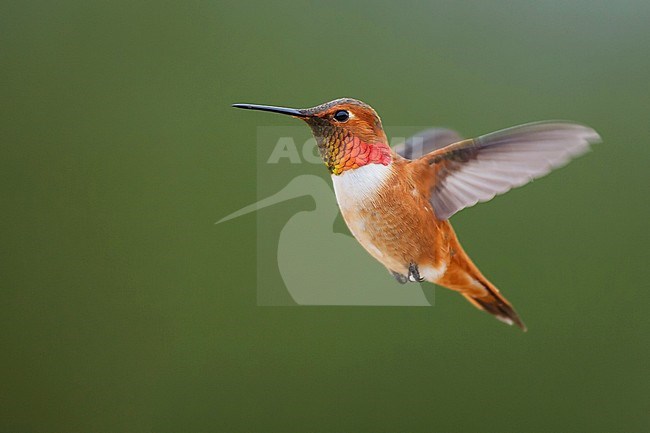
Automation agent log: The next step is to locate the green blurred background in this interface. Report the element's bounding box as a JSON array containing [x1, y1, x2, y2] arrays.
[[2, 1, 649, 432]]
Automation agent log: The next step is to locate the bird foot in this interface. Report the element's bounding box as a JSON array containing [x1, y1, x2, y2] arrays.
[[408, 262, 424, 282], [392, 271, 409, 284], [392, 263, 424, 284]]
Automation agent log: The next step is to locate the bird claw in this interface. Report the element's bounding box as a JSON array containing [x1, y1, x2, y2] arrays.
[[391, 263, 424, 284], [408, 262, 424, 282], [392, 271, 409, 284]]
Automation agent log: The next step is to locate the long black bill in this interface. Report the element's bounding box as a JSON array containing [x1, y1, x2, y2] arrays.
[[232, 103, 308, 118]]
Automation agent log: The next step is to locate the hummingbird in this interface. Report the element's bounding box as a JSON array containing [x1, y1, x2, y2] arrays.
[[232, 98, 601, 330]]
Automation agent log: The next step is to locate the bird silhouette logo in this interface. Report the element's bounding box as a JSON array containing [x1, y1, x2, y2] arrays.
[[217, 173, 432, 306], [217, 126, 468, 306]]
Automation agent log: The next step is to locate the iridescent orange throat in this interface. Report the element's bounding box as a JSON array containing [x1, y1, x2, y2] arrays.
[[312, 127, 392, 175], [327, 135, 392, 175]]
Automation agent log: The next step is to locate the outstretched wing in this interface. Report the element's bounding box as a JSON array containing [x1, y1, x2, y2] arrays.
[[424, 121, 601, 220], [394, 128, 463, 160]]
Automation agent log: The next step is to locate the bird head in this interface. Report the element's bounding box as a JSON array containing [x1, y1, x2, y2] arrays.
[[233, 98, 392, 175]]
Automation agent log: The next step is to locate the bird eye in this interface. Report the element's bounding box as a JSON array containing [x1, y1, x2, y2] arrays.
[[333, 110, 350, 122]]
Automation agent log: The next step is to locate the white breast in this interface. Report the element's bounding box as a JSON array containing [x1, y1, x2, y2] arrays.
[[331, 163, 392, 211]]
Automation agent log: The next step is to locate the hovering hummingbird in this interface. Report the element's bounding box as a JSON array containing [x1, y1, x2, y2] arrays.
[[232, 98, 601, 330]]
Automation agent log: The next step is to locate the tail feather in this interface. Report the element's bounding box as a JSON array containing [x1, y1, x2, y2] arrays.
[[463, 278, 527, 331], [437, 224, 527, 331]]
